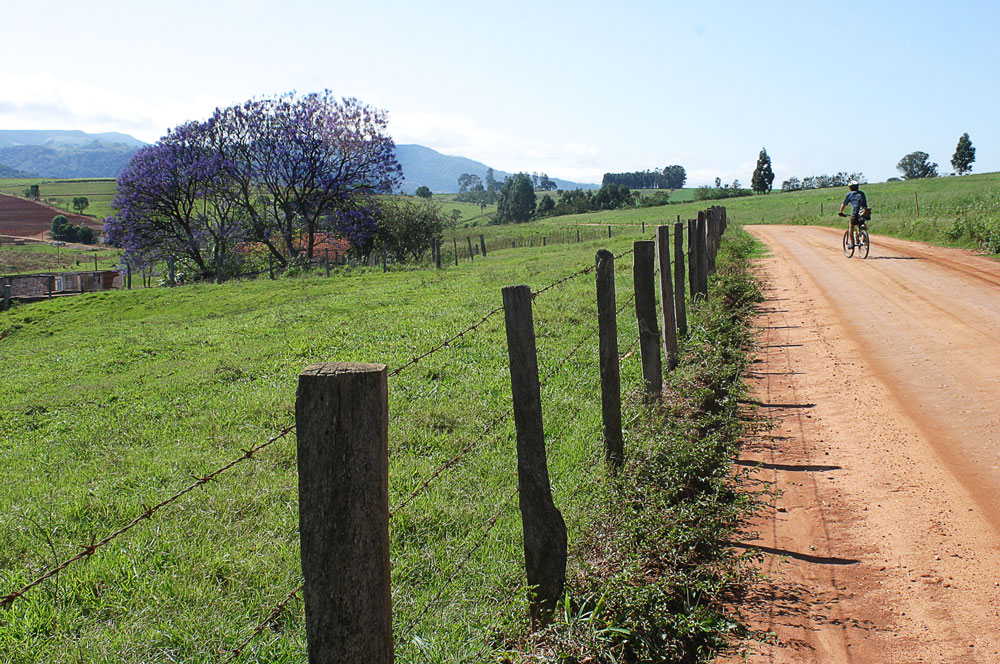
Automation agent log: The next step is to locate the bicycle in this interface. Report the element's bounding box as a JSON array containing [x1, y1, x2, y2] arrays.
[[839, 212, 870, 259]]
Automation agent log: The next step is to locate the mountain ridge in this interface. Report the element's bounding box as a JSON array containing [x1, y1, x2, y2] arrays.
[[0, 130, 600, 192]]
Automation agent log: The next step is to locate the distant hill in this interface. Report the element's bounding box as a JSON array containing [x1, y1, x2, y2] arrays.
[[0, 162, 37, 178], [0, 130, 145, 179], [394, 144, 599, 194]]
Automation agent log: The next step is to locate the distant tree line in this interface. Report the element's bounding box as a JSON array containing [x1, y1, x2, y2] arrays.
[[602, 165, 686, 190], [781, 172, 867, 192]]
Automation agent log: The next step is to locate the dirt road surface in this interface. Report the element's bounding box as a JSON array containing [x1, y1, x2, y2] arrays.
[[737, 225, 1000, 663]]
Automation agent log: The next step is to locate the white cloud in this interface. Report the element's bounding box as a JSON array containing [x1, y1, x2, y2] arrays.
[[0, 73, 228, 142]]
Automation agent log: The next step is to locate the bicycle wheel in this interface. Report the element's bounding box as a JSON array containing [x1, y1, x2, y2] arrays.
[[858, 229, 870, 259], [843, 230, 854, 258]]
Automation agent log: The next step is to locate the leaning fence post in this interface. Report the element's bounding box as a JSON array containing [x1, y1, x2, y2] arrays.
[[467, 236, 475, 261], [502, 285, 567, 625], [656, 227, 678, 371], [296, 362, 393, 664], [479, 234, 487, 257], [596, 250, 623, 467], [632, 242, 662, 398], [672, 222, 687, 337]]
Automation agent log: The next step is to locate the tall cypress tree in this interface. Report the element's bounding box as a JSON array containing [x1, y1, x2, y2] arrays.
[[951, 133, 975, 175], [751, 148, 775, 194]]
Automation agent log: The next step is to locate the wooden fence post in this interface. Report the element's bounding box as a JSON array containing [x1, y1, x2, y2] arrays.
[[608, 225, 612, 239], [296, 362, 392, 664], [168, 257, 176, 287], [479, 234, 487, 257], [502, 285, 567, 625], [656, 226, 678, 371], [453, 238, 459, 266], [706, 208, 717, 275], [632, 241, 662, 397], [914, 192, 920, 218], [596, 250, 623, 467], [696, 211, 709, 298], [435, 240, 442, 269], [687, 219, 697, 299], [577, 229, 580, 243], [467, 236, 475, 261], [126, 263, 132, 290], [2, 281, 10, 312], [673, 222, 687, 337]]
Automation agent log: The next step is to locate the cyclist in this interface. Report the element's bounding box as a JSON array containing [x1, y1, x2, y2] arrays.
[[838, 180, 868, 248]]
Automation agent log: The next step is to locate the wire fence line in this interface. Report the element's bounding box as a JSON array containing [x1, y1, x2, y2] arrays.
[[222, 583, 304, 664], [395, 487, 520, 649], [388, 247, 631, 380], [0, 423, 297, 609]]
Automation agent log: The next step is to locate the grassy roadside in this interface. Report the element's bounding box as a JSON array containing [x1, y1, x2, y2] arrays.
[[504, 226, 765, 662]]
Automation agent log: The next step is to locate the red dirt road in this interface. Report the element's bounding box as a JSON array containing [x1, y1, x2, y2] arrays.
[[738, 225, 1000, 663]]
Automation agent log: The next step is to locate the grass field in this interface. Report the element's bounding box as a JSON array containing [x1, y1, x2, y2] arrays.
[[0, 231, 674, 662]]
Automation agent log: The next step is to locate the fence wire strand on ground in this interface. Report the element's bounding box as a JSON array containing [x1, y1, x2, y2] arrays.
[[396, 487, 520, 649], [0, 423, 297, 609], [223, 583, 304, 663]]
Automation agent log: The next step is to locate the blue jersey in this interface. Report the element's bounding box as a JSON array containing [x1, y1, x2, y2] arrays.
[[843, 190, 868, 214]]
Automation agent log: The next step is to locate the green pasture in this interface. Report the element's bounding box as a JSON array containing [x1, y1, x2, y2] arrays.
[[0, 233, 665, 662]]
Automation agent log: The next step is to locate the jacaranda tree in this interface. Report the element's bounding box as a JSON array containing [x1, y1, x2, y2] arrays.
[[106, 92, 402, 278]]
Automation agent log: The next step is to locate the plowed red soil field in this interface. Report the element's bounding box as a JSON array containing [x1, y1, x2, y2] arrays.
[[735, 225, 1000, 663], [0, 193, 103, 240]]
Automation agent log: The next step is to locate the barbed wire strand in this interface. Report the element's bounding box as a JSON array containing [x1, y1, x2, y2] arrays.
[[388, 242, 639, 379], [222, 583, 304, 664], [389, 407, 513, 518], [396, 487, 520, 649], [0, 423, 297, 609], [387, 304, 505, 378]]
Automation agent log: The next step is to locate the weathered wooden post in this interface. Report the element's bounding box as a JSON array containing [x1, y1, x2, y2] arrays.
[[687, 219, 698, 299], [2, 281, 10, 312], [672, 222, 687, 337], [479, 234, 487, 257], [467, 236, 475, 262], [641, 220, 645, 234], [577, 229, 580, 243], [542, 236, 546, 247], [608, 225, 612, 239], [502, 285, 567, 625], [632, 241, 662, 397], [696, 211, 709, 298], [595, 250, 623, 467], [168, 257, 176, 287], [706, 208, 717, 275], [296, 362, 392, 664], [126, 263, 132, 290], [656, 226, 678, 370], [453, 238, 459, 266]]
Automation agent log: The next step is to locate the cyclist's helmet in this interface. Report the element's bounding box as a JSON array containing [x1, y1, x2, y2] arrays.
[[848, 180, 859, 190]]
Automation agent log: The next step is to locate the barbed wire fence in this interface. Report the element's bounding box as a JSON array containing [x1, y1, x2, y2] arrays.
[[2, 213, 723, 662]]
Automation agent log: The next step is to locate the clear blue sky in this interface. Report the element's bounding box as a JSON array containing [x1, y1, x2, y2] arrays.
[[1, 0, 997, 186]]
